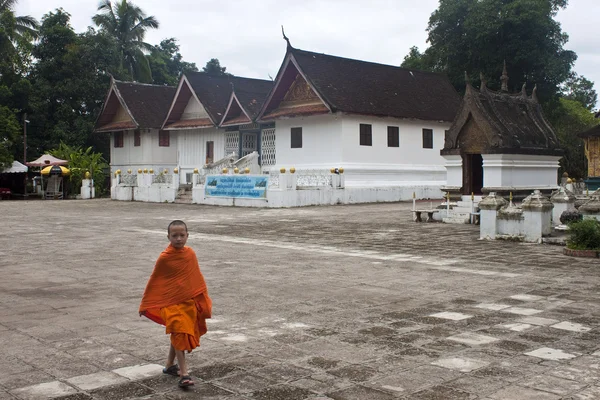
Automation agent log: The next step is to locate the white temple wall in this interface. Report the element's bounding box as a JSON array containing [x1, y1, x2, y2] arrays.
[[273, 114, 343, 169], [110, 129, 178, 184], [338, 115, 449, 189], [483, 154, 561, 189]]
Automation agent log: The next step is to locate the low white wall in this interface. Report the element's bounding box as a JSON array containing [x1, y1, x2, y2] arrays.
[[483, 154, 561, 189], [191, 184, 443, 208], [112, 185, 176, 202]]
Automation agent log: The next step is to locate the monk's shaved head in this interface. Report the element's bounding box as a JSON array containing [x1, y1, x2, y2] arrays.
[[168, 220, 188, 235]]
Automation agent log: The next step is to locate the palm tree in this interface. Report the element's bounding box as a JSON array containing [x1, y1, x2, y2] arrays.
[[92, 0, 159, 82], [0, 0, 39, 55]]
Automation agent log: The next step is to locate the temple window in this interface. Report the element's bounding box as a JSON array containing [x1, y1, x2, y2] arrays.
[[360, 124, 372, 146], [114, 132, 124, 148], [388, 126, 399, 147], [291, 127, 303, 148], [159, 130, 170, 147], [422, 129, 433, 149], [134, 130, 141, 146]]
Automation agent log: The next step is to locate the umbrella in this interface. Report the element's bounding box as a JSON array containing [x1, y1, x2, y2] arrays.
[[41, 165, 70, 176], [26, 154, 68, 167], [1, 161, 28, 173]]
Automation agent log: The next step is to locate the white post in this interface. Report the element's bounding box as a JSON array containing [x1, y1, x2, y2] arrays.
[[478, 192, 508, 240], [412, 192, 416, 211], [522, 190, 554, 243]]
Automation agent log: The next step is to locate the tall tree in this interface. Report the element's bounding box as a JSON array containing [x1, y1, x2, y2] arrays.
[[148, 38, 197, 86], [0, 105, 20, 169], [92, 0, 158, 83], [547, 98, 598, 179], [202, 58, 231, 77], [26, 10, 119, 157], [562, 73, 598, 111], [0, 0, 38, 57], [402, 0, 577, 103]]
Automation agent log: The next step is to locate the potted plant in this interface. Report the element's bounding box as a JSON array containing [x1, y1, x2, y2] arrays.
[[564, 218, 600, 258]]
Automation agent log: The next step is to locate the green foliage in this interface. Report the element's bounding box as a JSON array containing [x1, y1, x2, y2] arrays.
[[26, 10, 116, 158], [546, 98, 598, 179], [148, 38, 198, 86], [562, 73, 598, 111], [0, 105, 20, 169], [402, 0, 576, 103], [0, 0, 38, 58], [567, 218, 600, 250], [92, 0, 159, 83], [49, 142, 109, 196], [202, 58, 231, 77]]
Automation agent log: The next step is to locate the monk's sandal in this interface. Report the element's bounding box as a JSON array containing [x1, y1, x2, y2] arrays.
[[163, 365, 179, 377], [178, 375, 194, 388]]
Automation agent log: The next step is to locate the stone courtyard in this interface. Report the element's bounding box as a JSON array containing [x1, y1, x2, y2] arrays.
[[1, 199, 599, 400]]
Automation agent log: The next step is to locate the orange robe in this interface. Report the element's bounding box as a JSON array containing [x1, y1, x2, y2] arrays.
[[139, 245, 212, 352]]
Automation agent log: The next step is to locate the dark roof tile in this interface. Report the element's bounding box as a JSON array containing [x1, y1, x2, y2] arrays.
[[185, 73, 273, 124], [113, 81, 175, 129], [288, 48, 460, 121]]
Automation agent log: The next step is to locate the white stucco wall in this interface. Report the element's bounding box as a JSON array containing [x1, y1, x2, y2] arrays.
[[443, 155, 463, 187], [338, 115, 450, 187], [274, 114, 343, 169], [483, 154, 561, 189], [176, 128, 227, 183], [110, 129, 177, 174]]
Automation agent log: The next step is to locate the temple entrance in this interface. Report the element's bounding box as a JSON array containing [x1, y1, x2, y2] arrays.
[[462, 153, 483, 195], [241, 132, 258, 157]]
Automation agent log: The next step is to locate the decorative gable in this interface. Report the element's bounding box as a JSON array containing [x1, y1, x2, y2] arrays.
[[259, 57, 329, 121], [281, 74, 320, 107], [162, 77, 214, 129], [181, 94, 210, 120], [113, 99, 134, 123]]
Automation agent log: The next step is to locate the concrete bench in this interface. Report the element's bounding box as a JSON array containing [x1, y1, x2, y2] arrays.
[[413, 209, 439, 222]]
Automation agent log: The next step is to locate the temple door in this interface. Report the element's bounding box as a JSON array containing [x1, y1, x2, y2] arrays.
[[462, 153, 483, 195], [241, 132, 258, 157]]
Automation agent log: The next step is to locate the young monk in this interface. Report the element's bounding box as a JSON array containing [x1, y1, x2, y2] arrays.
[[139, 220, 212, 388]]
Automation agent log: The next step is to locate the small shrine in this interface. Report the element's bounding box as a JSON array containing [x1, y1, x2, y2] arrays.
[[441, 63, 563, 200]]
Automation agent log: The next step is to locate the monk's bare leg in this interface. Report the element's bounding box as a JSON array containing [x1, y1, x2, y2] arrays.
[[175, 349, 191, 381], [166, 344, 176, 368]]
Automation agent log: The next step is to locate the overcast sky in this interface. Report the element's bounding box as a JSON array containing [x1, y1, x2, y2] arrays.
[[15, 0, 600, 109]]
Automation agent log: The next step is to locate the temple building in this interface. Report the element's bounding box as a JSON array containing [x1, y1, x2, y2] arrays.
[[94, 79, 177, 174], [254, 41, 460, 199], [578, 112, 600, 190], [441, 65, 563, 200], [161, 72, 273, 184]]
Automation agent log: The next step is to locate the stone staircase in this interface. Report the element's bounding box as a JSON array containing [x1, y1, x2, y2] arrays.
[[442, 195, 483, 224], [174, 184, 193, 204]]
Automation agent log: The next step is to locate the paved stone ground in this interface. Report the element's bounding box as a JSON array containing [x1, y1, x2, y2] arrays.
[[1, 199, 600, 400]]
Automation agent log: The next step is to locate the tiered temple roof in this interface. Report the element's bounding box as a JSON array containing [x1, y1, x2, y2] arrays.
[[258, 45, 460, 122], [94, 79, 176, 132], [442, 72, 562, 156]]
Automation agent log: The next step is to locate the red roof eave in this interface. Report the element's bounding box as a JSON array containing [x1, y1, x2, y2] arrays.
[[163, 118, 214, 130], [94, 121, 137, 133], [260, 104, 330, 121]]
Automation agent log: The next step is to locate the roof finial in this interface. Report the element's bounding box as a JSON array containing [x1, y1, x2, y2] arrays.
[[464, 71, 470, 84], [479, 72, 487, 91], [500, 60, 509, 92], [281, 25, 292, 49], [531, 84, 538, 102], [230, 81, 235, 92], [521, 83, 527, 97]]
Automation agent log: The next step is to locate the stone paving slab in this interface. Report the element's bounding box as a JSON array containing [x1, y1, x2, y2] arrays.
[[1, 199, 600, 399]]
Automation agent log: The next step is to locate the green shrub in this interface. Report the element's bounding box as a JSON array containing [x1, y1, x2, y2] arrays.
[[567, 219, 600, 250]]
